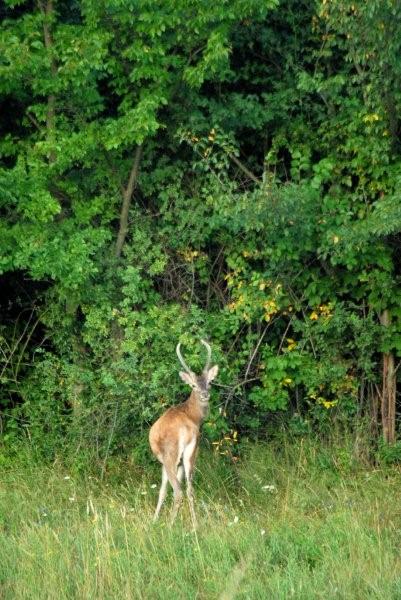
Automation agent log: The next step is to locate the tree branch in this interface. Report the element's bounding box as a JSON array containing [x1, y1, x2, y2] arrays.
[[243, 321, 271, 382], [227, 152, 260, 185], [26, 111, 42, 131]]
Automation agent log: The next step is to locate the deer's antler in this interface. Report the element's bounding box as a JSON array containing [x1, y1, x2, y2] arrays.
[[176, 342, 192, 374], [201, 339, 212, 372]]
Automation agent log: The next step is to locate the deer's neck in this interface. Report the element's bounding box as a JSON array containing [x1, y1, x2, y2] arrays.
[[183, 390, 209, 426]]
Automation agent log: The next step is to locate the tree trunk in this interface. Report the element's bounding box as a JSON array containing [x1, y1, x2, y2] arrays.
[[39, 0, 57, 163], [115, 145, 142, 258], [369, 382, 379, 438], [380, 309, 396, 444]]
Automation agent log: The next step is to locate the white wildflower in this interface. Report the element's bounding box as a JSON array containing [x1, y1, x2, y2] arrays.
[[262, 484, 276, 492]]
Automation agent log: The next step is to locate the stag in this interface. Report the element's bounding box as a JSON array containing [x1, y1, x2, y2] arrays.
[[149, 339, 218, 526]]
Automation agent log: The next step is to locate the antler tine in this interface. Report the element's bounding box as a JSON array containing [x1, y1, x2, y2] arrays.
[[176, 342, 192, 374], [200, 339, 212, 372]]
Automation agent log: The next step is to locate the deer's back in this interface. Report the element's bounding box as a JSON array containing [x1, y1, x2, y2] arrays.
[[149, 405, 199, 462]]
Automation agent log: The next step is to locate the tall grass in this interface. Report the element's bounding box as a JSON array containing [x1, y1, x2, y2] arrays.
[[0, 437, 400, 599]]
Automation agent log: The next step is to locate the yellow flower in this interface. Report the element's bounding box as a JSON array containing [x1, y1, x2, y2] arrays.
[[321, 400, 337, 409], [363, 113, 380, 123], [263, 299, 277, 311], [310, 311, 319, 320], [181, 248, 200, 262], [318, 303, 333, 319], [286, 338, 297, 351]]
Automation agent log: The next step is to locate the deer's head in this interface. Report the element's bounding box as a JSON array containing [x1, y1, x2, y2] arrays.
[[176, 339, 218, 403]]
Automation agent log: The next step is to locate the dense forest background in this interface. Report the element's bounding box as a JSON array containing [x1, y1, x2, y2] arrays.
[[1, 0, 401, 465]]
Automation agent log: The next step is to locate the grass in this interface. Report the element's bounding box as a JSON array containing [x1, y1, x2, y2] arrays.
[[0, 437, 401, 599]]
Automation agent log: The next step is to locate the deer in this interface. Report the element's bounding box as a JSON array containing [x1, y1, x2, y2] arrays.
[[149, 339, 218, 527]]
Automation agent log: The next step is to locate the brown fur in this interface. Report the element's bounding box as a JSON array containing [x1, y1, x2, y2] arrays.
[[149, 391, 206, 446], [149, 391, 210, 525], [149, 391, 205, 462], [149, 345, 218, 525]]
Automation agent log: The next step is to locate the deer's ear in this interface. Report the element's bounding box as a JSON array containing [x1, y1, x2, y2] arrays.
[[206, 365, 219, 382], [179, 371, 195, 386]]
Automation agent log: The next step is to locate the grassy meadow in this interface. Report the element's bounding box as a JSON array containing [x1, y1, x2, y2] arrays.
[[0, 438, 400, 599]]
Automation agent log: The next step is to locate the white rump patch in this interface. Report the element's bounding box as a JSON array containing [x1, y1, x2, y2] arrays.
[[177, 428, 187, 465]]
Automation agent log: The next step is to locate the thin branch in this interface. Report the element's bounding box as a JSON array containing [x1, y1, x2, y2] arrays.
[[26, 111, 42, 131], [115, 144, 143, 258], [0, 309, 35, 379], [219, 320, 275, 412], [214, 377, 259, 393], [187, 261, 196, 309], [243, 321, 271, 382], [277, 316, 295, 355], [15, 315, 42, 379], [226, 152, 260, 185]]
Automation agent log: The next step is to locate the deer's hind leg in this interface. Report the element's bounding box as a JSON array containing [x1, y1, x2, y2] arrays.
[[162, 439, 185, 524], [153, 465, 168, 521], [183, 436, 199, 529]]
